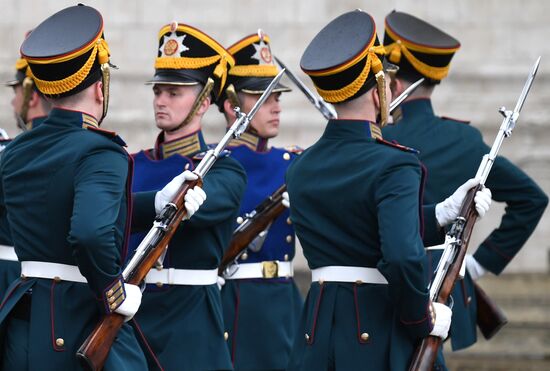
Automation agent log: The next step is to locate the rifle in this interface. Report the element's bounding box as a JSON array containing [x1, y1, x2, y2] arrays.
[[219, 184, 287, 276], [218, 77, 426, 276], [409, 56, 540, 371], [474, 281, 508, 339], [76, 69, 286, 371]]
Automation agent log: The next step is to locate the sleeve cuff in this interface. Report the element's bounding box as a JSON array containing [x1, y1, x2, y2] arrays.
[[102, 276, 126, 314]]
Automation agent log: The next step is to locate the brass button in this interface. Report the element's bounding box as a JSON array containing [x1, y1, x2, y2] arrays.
[[355, 280, 363, 285], [156, 282, 163, 288], [224, 331, 229, 341], [53, 276, 61, 283], [236, 216, 244, 225], [467, 296, 472, 304], [184, 163, 190, 170], [305, 333, 310, 341], [318, 279, 324, 285], [55, 338, 64, 347], [283, 153, 291, 160], [20, 274, 27, 280], [286, 217, 292, 225], [286, 235, 292, 243], [360, 333, 369, 341], [241, 252, 248, 261], [155, 265, 163, 271], [284, 254, 289, 261]]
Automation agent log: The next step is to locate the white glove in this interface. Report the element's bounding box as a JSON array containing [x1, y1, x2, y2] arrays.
[[183, 186, 206, 220], [435, 178, 492, 227], [217, 276, 226, 290], [474, 187, 492, 218], [429, 302, 452, 340], [155, 171, 206, 219], [282, 191, 290, 208], [466, 254, 488, 281], [114, 283, 142, 322]]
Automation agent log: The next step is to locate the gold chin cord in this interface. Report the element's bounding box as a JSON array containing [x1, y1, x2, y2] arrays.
[[167, 78, 215, 133], [375, 70, 388, 127], [99, 63, 110, 125], [225, 84, 241, 109], [19, 77, 34, 128]]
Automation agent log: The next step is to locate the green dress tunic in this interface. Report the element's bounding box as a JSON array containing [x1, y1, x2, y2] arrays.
[[286, 119, 439, 370], [383, 99, 548, 362], [0, 108, 147, 370]]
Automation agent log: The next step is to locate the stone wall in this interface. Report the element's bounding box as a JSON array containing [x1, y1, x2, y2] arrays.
[[1, 0, 549, 271]]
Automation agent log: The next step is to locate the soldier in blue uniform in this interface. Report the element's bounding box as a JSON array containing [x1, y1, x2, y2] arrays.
[[217, 31, 303, 370], [129, 21, 246, 370], [382, 10, 549, 369], [284, 10, 492, 370], [0, 5, 150, 370]]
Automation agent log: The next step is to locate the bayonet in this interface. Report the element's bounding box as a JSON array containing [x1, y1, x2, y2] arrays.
[[389, 78, 425, 113], [274, 56, 337, 120]]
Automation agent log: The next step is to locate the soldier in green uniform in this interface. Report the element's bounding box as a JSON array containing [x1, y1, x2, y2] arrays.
[[129, 21, 246, 370], [0, 5, 153, 370], [382, 10, 549, 369], [0, 32, 53, 365], [1, 35, 52, 296], [284, 10, 492, 370], [217, 31, 303, 370]]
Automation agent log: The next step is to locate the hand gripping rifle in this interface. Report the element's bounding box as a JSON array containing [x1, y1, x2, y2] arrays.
[[76, 69, 286, 371], [409, 57, 541, 371], [218, 79, 424, 276]]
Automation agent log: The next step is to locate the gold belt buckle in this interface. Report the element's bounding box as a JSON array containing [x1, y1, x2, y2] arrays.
[[262, 261, 279, 279]]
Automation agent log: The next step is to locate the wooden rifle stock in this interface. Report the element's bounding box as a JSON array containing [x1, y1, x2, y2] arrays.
[[409, 186, 480, 371], [76, 179, 200, 371], [219, 184, 287, 275], [474, 281, 508, 339]]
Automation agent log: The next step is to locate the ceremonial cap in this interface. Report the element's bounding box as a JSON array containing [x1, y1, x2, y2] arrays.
[[20, 4, 110, 98], [300, 10, 387, 104], [226, 30, 290, 94], [384, 10, 460, 83], [150, 21, 235, 99]]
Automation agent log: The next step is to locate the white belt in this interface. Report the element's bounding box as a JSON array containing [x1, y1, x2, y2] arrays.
[[311, 266, 388, 284], [21, 261, 87, 283], [224, 261, 293, 280], [145, 267, 218, 286], [426, 244, 445, 251], [0, 245, 18, 262]]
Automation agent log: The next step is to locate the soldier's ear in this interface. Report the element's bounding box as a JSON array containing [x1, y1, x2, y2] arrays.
[[371, 87, 381, 111], [223, 99, 236, 120], [28, 91, 40, 108], [94, 80, 104, 104], [393, 78, 405, 97]]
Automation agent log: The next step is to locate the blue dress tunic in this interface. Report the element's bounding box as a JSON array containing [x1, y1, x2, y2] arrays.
[[129, 130, 247, 371], [383, 99, 548, 361], [220, 132, 303, 370]]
